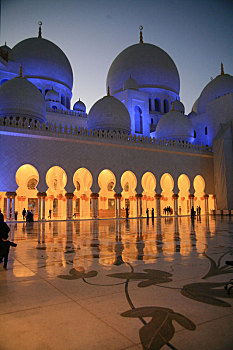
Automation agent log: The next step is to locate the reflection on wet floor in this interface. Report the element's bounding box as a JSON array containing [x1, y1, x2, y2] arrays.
[[8, 215, 233, 271], [1, 215, 233, 350]]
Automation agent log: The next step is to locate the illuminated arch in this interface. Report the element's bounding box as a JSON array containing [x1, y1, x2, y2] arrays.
[[178, 174, 190, 215], [73, 168, 93, 218], [98, 169, 116, 218], [46, 166, 67, 220], [15, 164, 39, 220], [121, 171, 137, 217], [141, 172, 156, 216], [160, 173, 174, 215], [193, 175, 205, 214]]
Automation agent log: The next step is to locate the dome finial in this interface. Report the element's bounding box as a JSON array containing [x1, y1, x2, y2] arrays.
[[38, 21, 42, 38], [221, 62, 224, 75], [139, 25, 143, 44], [107, 86, 110, 96], [19, 65, 23, 77]]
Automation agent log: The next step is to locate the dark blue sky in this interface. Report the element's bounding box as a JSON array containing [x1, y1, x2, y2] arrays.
[[1, 0, 233, 113]]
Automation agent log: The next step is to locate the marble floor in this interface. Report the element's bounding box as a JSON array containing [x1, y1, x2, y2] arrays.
[[0, 215, 233, 350]]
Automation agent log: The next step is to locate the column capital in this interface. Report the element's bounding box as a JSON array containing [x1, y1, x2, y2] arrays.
[[91, 193, 99, 199], [135, 194, 142, 199], [212, 194, 216, 199], [172, 194, 179, 199], [6, 192, 17, 198], [37, 192, 47, 198], [114, 193, 122, 199], [188, 194, 195, 199], [65, 193, 74, 199], [204, 194, 209, 199], [155, 194, 162, 199]]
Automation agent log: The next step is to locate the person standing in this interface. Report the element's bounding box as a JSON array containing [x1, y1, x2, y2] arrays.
[[22, 208, 26, 220], [0, 232, 17, 270]]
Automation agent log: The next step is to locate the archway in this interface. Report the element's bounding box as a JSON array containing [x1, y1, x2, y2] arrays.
[[98, 169, 116, 218], [73, 168, 93, 219], [46, 166, 67, 220], [121, 171, 137, 217], [193, 175, 205, 214], [15, 164, 39, 220], [160, 173, 174, 215], [141, 172, 156, 217], [178, 174, 190, 215]]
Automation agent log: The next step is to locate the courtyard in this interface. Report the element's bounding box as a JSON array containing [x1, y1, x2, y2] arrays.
[[0, 215, 233, 349]]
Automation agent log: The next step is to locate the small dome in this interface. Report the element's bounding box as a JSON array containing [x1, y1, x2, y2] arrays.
[[156, 110, 193, 142], [0, 43, 14, 61], [73, 99, 86, 112], [123, 76, 139, 91], [12, 37, 73, 90], [197, 73, 233, 114], [87, 95, 131, 133], [45, 88, 59, 102], [107, 43, 180, 95], [0, 76, 46, 122], [172, 99, 185, 113]]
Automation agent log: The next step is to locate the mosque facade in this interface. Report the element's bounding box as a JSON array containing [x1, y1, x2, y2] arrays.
[[0, 25, 232, 221]]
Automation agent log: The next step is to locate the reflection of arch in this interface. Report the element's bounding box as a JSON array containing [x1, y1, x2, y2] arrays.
[[15, 164, 39, 220], [193, 175, 205, 213], [121, 171, 137, 217], [73, 168, 93, 218], [98, 169, 116, 218], [135, 106, 143, 134], [141, 172, 156, 216], [160, 173, 174, 214], [178, 174, 190, 215], [46, 166, 67, 219]]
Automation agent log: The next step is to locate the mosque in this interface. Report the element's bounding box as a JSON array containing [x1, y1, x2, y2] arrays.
[[0, 24, 232, 221]]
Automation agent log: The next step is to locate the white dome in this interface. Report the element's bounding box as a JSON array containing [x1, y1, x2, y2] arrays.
[[87, 95, 131, 133], [172, 99, 185, 113], [123, 76, 139, 91], [197, 73, 233, 114], [156, 110, 193, 142], [45, 88, 59, 102], [107, 43, 180, 95], [12, 37, 73, 90], [0, 76, 46, 122], [73, 99, 86, 112]]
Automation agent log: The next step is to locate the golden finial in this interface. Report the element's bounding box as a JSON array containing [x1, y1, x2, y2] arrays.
[[221, 62, 224, 75], [107, 86, 110, 96], [19, 65, 23, 77], [139, 25, 143, 44], [38, 21, 42, 38]]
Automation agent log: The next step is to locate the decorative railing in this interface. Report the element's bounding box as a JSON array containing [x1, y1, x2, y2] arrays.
[[0, 115, 212, 153], [46, 107, 87, 118]]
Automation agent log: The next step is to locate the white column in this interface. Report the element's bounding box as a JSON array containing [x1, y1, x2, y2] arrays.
[[38, 197, 42, 221], [6, 197, 10, 220], [173, 194, 179, 216], [118, 198, 121, 218], [204, 195, 209, 215], [115, 197, 118, 218], [155, 194, 161, 217], [11, 196, 15, 221], [42, 196, 46, 220]]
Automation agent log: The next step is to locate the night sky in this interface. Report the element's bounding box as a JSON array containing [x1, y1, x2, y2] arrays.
[[1, 0, 233, 113]]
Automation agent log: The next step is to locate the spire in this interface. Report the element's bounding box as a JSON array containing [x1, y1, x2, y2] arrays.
[[38, 21, 42, 38], [139, 25, 143, 44], [107, 86, 110, 96], [19, 65, 23, 77], [221, 62, 224, 75]]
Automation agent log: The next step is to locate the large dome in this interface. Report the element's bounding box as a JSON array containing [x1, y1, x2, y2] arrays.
[[197, 73, 233, 114], [87, 95, 131, 133], [156, 110, 193, 142], [0, 76, 46, 122], [106, 43, 180, 95], [12, 37, 73, 90]]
